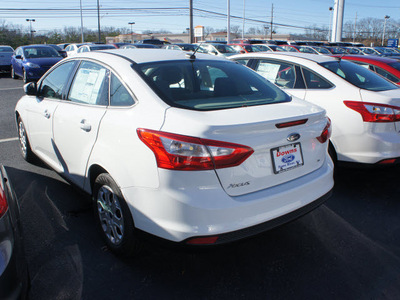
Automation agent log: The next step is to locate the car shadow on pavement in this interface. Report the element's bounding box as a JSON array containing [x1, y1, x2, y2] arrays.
[[5, 165, 400, 300]]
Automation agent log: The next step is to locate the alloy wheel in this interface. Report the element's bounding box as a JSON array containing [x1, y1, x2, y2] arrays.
[[96, 185, 125, 245]]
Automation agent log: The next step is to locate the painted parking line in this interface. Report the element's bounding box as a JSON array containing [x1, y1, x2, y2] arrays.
[[0, 87, 22, 91], [0, 137, 18, 143]]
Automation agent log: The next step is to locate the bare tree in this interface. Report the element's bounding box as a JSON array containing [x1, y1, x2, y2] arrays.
[[304, 24, 329, 41]]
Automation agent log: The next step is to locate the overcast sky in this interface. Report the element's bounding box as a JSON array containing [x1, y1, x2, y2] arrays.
[[0, 0, 398, 35]]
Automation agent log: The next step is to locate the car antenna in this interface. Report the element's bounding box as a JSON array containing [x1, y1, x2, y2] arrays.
[[186, 33, 209, 60], [186, 42, 203, 60]]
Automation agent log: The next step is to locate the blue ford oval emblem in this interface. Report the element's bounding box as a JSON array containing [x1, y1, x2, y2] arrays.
[[282, 155, 295, 163], [287, 133, 300, 142]]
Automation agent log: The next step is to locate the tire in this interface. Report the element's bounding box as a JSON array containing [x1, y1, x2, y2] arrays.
[[17, 116, 35, 163], [22, 69, 29, 83], [11, 65, 18, 79], [93, 173, 140, 256]]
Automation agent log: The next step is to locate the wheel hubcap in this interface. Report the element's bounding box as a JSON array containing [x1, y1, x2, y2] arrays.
[[18, 121, 27, 156], [97, 185, 124, 245]]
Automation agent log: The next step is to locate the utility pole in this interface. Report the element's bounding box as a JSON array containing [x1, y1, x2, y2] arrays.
[[189, 0, 193, 43], [353, 12, 357, 43], [227, 0, 231, 44], [270, 3, 274, 40], [242, 0, 245, 40], [97, 0, 101, 43], [80, 0, 84, 43]]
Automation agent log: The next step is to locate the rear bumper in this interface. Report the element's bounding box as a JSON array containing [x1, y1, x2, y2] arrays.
[[122, 156, 334, 243], [335, 127, 400, 164], [183, 188, 332, 245]]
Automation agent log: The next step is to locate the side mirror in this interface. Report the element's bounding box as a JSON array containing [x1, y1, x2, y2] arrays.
[[240, 50, 246, 54], [24, 82, 37, 96]]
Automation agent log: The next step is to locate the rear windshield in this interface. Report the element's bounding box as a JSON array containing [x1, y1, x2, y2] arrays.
[[0, 46, 13, 52], [320, 60, 398, 91], [134, 59, 291, 111], [388, 61, 400, 72]]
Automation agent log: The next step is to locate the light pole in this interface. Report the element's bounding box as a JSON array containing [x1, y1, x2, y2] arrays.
[[382, 15, 390, 46], [26, 19, 35, 43], [328, 7, 333, 42], [128, 22, 135, 35], [128, 22, 135, 43]]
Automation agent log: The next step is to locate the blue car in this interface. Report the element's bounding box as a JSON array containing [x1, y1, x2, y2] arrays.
[[0, 45, 14, 73], [11, 45, 63, 83]]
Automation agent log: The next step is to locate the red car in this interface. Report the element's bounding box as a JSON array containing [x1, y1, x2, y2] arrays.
[[334, 55, 400, 86]]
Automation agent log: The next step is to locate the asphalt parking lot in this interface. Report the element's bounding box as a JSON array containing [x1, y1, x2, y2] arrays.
[[1, 74, 400, 299]]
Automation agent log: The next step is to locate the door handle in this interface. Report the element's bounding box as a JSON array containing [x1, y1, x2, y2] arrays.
[[43, 109, 51, 119], [80, 119, 92, 132]]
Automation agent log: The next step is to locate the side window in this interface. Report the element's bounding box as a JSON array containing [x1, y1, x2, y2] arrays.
[[38, 61, 77, 99], [234, 59, 250, 66], [65, 45, 72, 52], [110, 74, 135, 106], [255, 60, 296, 89], [352, 61, 373, 70], [374, 66, 400, 83], [301, 68, 333, 89], [68, 61, 109, 105]]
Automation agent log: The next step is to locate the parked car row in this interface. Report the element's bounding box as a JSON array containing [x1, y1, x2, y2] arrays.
[[230, 52, 400, 166]]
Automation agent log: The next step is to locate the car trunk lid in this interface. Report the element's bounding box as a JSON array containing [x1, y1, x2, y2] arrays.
[[161, 98, 329, 196]]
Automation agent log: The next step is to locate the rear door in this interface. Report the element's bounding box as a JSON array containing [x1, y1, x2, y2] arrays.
[[252, 59, 307, 99], [52, 60, 109, 187]]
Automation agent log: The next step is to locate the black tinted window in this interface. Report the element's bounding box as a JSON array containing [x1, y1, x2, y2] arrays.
[[39, 61, 77, 99], [302, 68, 333, 89], [134, 60, 291, 111], [110, 74, 135, 106]]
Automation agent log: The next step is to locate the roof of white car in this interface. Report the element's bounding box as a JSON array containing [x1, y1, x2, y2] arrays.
[[230, 52, 337, 64], [73, 49, 228, 64]]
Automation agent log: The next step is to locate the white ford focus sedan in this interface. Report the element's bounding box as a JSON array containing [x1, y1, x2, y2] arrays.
[[15, 49, 333, 255], [230, 52, 400, 166]]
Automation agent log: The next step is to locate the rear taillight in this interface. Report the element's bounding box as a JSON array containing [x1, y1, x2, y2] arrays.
[[137, 128, 254, 171], [0, 187, 8, 218], [344, 101, 400, 123], [316, 117, 332, 144]]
